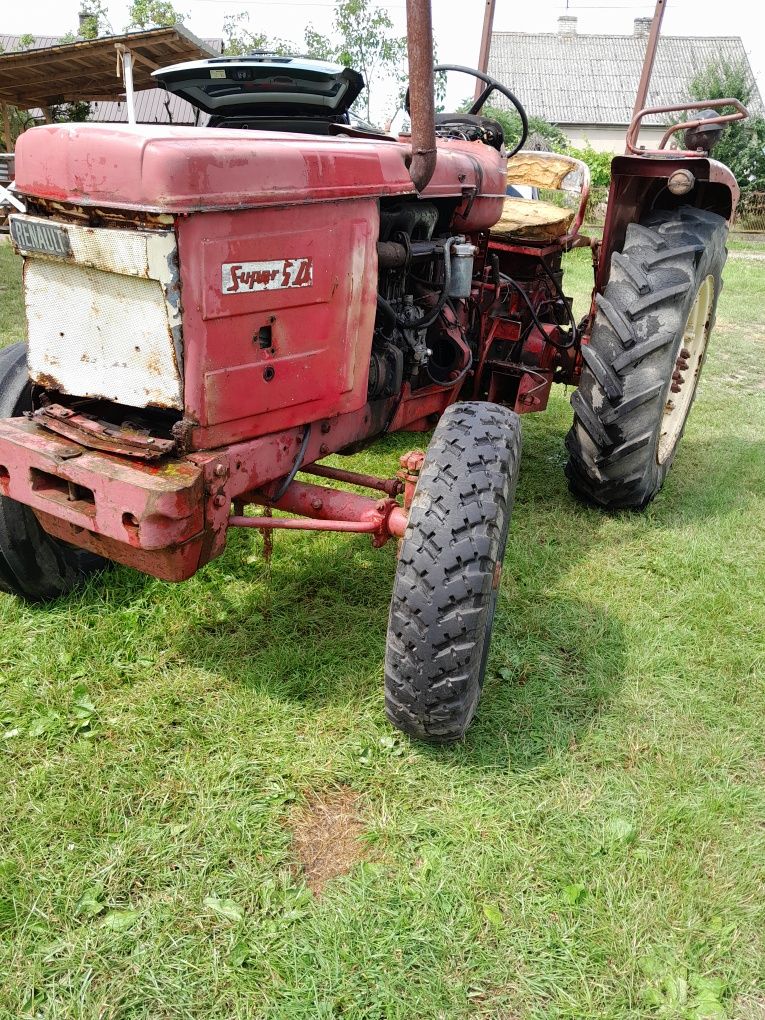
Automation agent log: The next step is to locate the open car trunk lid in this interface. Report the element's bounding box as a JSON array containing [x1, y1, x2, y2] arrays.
[[152, 55, 365, 120]]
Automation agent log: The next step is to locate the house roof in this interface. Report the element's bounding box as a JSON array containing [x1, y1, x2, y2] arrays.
[[0, 27, 218, 108], [0, 35, 62, 51], [487, 28, 764, 126]]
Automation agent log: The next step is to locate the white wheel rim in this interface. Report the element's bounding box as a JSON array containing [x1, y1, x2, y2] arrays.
[[657, 273, 714, 465]]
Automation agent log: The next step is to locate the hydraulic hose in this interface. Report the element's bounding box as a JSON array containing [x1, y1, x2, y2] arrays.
[[535, 256, 578, 345], [499, 272, 576, 352], [268, 422, 313, 503]]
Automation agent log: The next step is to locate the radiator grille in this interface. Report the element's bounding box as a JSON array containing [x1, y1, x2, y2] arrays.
[[25, 260, 183, 409], [15, 215, 183, 411]]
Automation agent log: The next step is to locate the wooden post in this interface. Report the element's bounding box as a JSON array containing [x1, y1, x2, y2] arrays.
[[474, 0, 496, 101], [1, 103, 10, 153], [42, 106, 53, 124]]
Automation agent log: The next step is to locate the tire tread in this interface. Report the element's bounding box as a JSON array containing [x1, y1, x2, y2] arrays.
[[385, 401, 521, 742], [565, 210, 728, 511]]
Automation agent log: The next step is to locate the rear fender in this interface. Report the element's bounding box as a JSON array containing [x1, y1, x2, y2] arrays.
[[596, 155, 738, 293]]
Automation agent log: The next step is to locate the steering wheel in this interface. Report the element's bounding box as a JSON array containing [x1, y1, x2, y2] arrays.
[[431, 64, 529, 157]]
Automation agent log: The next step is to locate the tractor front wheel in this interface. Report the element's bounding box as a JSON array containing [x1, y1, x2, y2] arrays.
[[385, 401, 522, 742], [0, 343, 107, 601], [565, 207, 728, 510]]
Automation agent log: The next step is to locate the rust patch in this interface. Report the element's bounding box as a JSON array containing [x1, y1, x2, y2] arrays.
[[26, 196, 175, 232], [146, 351, 164, 377], [289, 787, 366, 895], [32, 371, 62, 391], [33, 404, 176, 461]]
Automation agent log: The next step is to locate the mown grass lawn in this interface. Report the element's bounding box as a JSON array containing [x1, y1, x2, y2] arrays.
[[0, 239, 763, 1019]]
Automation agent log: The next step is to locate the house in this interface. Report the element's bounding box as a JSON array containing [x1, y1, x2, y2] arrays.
[[487, 17, 764, 153], [0, 31, 223, 128]]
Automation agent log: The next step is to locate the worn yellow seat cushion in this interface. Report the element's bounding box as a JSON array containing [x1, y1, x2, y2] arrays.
[[492, 197, 574, 242]]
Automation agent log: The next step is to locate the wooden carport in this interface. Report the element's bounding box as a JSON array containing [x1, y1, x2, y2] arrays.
[[0, 25, 216, 151]]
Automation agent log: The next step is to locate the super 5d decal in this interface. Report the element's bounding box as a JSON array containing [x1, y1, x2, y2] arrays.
[[221, 257, 313, 295]]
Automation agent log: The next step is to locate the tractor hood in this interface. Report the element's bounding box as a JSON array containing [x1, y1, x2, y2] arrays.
[[13, 122, 507, 221], [152, 55, 365, 119]]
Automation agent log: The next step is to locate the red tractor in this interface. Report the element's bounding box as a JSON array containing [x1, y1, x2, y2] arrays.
[[0, 0, 747, 741]]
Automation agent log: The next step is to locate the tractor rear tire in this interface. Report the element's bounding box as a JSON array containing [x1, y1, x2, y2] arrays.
[[0, 342, 107, 601], [565, 207, 728, 511], [385, 401, 522, 742]]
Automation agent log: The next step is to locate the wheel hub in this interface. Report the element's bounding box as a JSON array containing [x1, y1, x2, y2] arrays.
[[657, 273, 715, 465]]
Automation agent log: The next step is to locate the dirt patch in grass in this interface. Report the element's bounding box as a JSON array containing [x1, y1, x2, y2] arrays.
[[733, 994, 765, 1019], [289, 786, 366, 895], [717, 371, 765, 392]]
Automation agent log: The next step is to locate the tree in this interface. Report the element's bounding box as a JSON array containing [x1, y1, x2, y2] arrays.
[[221, 13, 291, 56], [78, 1, 111, 39], [457, 101, 613, 186], [462, 103, 568, 153], [304, 0, 407, 123], [50, 3, 113, 123], [0, 107, 37, 152], [221, 0, 409, 125], [50, 101, 91, 124], [686, 59, 765, 190], [128, 0, 187, 30], [476, 104, 568, 154], [566, 144, 612, 187]]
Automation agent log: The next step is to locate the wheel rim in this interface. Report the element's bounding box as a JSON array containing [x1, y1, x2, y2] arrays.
[[657, 273, 715, 465]]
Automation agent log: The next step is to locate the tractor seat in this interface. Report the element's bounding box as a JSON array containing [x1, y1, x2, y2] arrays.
[[491, 197, 575, 242], [489, 150, 588, 243]]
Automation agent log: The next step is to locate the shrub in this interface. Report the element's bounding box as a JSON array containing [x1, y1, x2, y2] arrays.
[[565, 144, 612, 187]]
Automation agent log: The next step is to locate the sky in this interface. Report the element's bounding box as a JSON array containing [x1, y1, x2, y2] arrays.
[[3, 0, 765, 122]]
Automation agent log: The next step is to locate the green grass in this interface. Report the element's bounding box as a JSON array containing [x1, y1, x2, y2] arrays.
[[0, 242, 24, 349], [727, 236, 765, 253], [0, 239, 764, 1019]]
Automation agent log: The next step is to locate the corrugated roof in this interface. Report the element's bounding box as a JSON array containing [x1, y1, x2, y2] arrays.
[[89, 90, 208, 125], [488, 31, 764, 126], [1, 34, 61, 52]]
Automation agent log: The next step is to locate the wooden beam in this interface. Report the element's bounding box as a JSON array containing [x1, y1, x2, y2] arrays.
[[129, 49, 161, 72], [1, 93, 123, 108], [0, 51, 165, 89], [0, 60, 155, 90], [1, 102, 11, 153], [0, 66, 154, 106]]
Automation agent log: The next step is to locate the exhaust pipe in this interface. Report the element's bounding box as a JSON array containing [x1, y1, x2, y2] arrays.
[[405, 0, 437, 192]]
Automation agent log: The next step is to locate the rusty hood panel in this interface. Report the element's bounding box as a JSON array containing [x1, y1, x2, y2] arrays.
[[13, 122, 506, 216]]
